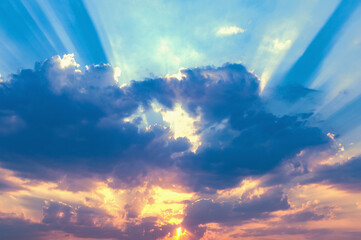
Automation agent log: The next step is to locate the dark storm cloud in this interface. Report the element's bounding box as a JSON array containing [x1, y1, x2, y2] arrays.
[[0, 55, 330, 191]]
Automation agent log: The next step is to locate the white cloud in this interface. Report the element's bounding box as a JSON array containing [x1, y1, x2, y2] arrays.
[[43, 54, 117, 93], [113, 67, 121, 82], [272, 38, 292, 51], [261, 38, 292, 53], [56, 53, 79, 69], [217, 26, 245, 36]]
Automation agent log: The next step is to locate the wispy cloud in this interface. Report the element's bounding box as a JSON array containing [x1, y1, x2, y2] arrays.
[[216, 26, 245, 36]]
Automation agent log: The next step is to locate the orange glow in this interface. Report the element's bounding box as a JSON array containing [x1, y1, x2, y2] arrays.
[[217, 178, 261, 200], [3, 164, 361, 240], [0, 167, 194, 230], [174, 227, 187, 240], [140, 186, 194, 224]]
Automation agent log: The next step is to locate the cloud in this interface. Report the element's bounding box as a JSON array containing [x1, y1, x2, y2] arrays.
[[283, 210, 328, 222], [41, 200, 174, 240], [0, 200, 176, 240], [226, 201, 335, 239], [237, 226, 361, 240], [308, 157, 361, 192], [281, 200, 333, 223], [0, 178, 23, 192], [123, 62, 330, 190], [261, 37, 292, 53], [0, 213, 48, 240], [236, 226, 331, 239], [0, 54, 330, 193], [182, 187, 289, 239], [216, 26, 245, 36], [0, 54, 190, 183], [0, 54, 355, 240]]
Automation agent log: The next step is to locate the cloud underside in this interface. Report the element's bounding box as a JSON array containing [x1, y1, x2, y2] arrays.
[[2, 54, 359, 239]]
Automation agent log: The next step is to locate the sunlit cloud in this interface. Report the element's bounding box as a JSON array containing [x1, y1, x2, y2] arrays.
[[216, 26, 245, 36], [155, 103, 201, 152]]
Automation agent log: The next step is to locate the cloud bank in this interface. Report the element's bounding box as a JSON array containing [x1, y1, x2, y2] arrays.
[[1, 54, 354, 239], [0, 54, 330, 190]]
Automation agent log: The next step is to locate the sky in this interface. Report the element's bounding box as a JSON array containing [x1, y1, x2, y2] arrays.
[[0, 0, 361, 239]]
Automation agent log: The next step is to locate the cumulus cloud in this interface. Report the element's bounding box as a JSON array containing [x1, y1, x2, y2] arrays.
[[0, 54, 331, 193], [216, 26, 245, 36], [0, 54, 190, 183]]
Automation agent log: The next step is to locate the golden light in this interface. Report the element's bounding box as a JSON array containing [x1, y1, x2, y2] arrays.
[[113, 66, 121, 82], [174, 227, 187, 240], [155, 103, 201, 152], [140, 186, 194, 225]]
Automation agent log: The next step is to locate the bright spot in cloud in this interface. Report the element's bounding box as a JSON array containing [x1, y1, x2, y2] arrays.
[[57, 53, 79, 69], [174, 227, 187, 239], [141, 186, 193, 225], [259, 71, 271, 93], [113, 67, 121, 83], [165, 68, 187, 81], [156, 103, 201, 151], [217, 26, 245, 36]]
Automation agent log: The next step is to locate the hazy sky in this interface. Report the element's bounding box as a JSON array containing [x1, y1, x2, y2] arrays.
[[1, 0, 361, 239]]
